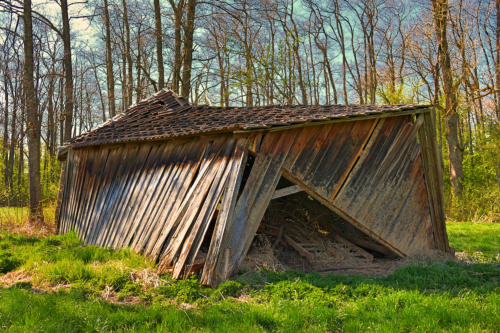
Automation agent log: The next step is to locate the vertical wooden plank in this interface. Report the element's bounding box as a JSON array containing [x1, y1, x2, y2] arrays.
[[95, 145, 147, 247], [140, 143, 205, 256], [102, 144, 154, 248], [105, 144, 162, 247], [58, 149, 74, 234], [129, 143, 190, 251], [66, 149, 90, 234], [86, 146, 134, 244], [79, 148, 112, 240]]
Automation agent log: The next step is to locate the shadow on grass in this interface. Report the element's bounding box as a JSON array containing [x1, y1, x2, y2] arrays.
[[236, 260, 500, 297]]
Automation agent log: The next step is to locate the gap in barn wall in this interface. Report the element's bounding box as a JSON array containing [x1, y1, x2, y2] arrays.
[[236, 153, 256, 200], [241, 176, 398, 274]]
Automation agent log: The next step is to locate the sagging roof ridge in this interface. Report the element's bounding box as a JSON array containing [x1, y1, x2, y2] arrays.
[[67, 88, 431, 149]]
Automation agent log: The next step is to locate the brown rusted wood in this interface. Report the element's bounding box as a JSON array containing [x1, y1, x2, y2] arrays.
[[73, 148, 100, 239], [96, 145, 148, 247], [173, 142, 236, 279], [142, 143, 205, 256], [131, 143, 188, 252], [159, 143, 228, 270], [145, 143, 215, 257], [58, 149, 74, 233], [62, 149, 81, 233], [113, 144, 163, 248], [67, 149, 90, 233], [104, 144, 154, 248], [118, 144, 172, 249], [281, 169, 405, 257], [328, 119, 381, 201], [86, 146, 135, 244], [333, 116, 434, 255]]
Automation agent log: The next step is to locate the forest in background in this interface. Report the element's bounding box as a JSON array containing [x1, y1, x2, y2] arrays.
[[0, 0, 498, 223]]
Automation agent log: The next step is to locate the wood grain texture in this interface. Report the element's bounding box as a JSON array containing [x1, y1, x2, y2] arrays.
[[56, 111, 448, 286]]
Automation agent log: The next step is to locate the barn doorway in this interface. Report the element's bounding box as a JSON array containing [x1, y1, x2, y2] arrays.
[[241, 175, 401, 276]]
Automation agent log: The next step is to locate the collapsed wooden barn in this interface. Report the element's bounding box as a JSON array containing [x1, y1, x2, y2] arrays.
[[57, 89, 450, 286]]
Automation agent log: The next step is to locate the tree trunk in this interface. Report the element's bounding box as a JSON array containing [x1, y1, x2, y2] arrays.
[[432, 0, 464, 198], [23, 0, 43, 223], [121, 0, 133, 107], [60, 0, 74, 142], [181, 0, 197, 99], [496, 0, 500, 189], [169, 0, 184, 94], [103, 0, 116, 117], [3, 70, 9, 188], [154, 0, 165, 90]]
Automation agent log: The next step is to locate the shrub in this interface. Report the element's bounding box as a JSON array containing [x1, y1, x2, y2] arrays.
[[155, 276, 209, 303], [216, 280, 245, 298]]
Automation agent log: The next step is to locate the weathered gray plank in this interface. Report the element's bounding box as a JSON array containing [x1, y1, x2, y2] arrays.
[[220, 131, 296, 279], [200, 140, 247, 286]]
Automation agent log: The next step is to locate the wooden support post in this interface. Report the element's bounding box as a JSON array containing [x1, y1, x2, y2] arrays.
[[271, 185, 303, 199]]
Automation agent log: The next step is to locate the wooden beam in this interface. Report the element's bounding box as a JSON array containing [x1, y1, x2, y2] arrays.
[[281, 169, 406, 258], [272, 185, 303, 199]]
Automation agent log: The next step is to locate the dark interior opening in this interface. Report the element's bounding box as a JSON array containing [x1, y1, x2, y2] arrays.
[[242, 175, 399, 275], [237, 153, 255, 199]]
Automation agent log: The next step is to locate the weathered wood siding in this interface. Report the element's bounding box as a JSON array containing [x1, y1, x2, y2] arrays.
[[58, 137, 247, 282], [59, 111, 447, 286], [241, 114, 443, 260]]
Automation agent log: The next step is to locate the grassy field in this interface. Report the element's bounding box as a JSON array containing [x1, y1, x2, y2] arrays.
[[0, 208, 498, 332]]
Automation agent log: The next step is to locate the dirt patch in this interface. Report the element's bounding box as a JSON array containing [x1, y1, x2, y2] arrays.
[[0, 220, 56, 238], [0, 269, 33, 287]]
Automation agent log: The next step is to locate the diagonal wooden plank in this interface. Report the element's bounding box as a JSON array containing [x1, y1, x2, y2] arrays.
[[200, 140, 247, 286], [172, 143, 235, 279], [140, 142, 208, 257], [158, 140, 234, 270], [219, 131, 297, 280], [149, 139, 227, 260]]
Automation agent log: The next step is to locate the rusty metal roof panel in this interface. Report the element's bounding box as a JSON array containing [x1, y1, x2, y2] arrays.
[[68, 89, 429, 148]]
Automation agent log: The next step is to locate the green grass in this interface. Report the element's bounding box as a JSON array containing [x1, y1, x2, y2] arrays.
[[0, 222, 498, 332], [447, 221, 500, 262]]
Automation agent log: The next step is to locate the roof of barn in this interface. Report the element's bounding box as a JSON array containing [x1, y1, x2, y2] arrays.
[[68, 89, 430, 148]]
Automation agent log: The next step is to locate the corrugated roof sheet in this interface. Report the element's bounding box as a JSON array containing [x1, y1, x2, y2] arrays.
[[69, 89, 429, 147]]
